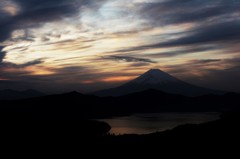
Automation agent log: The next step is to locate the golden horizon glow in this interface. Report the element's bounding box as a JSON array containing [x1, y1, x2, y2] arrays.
[[1, 0, 239, 92], [101, 76, 136, 83]]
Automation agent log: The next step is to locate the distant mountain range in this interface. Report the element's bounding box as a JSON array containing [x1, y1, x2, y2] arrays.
[[94, 69, 224, 97], [0, 89, 239, 120], [0, 69, 226, 100], [0, 89, 45, 100]]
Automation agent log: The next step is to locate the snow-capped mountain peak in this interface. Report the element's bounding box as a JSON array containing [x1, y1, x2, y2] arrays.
[[131, 69, 179, 84], [94, 69, 223, 97]]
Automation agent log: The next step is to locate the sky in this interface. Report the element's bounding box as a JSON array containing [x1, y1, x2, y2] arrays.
[[0, 0, 240, 93]]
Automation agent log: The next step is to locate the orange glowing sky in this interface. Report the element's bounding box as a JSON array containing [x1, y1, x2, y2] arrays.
[[0, 0, 240, 93]]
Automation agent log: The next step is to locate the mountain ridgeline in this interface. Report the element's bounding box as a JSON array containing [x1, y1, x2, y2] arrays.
[[0, 89, 45, 100], [0, 70, 240, 152], [94, 69, 224, 97], [0, 69, 238, 119], [0, 89, 239, 120]]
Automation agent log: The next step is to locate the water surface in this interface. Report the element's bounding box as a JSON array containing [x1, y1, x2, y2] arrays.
[[101, 113, 220, 135]]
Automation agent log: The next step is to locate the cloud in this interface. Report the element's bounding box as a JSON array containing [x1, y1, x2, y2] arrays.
[[129, 62, 151, 67], [0, 64, 139, 93], [190, 64, 240, 93], [109, 0, 239, 57], [0, 59, 44, 68], [139, 0, 240, 26], [109, 20, 240, 55], [1, 0, 240, 93], [157, 21, 240, 47], [0, 58, 45, 81], [0, 47, 6, 63], [0, 0, 78, 42], [164, 58, 222, 74], [163, 57, 239, 79], [0, 0, 107, 43], [52, 66, 88, 77], [189, 59, 222, 64], [160, 57, 240, 92], [19, 59, 45, 67], [148, 46, 218, 58], [102, 55, 155, 63], [181, 66, 240, 93]]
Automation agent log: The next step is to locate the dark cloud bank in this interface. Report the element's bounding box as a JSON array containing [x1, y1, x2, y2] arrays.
[[1, 0, 240, 92]]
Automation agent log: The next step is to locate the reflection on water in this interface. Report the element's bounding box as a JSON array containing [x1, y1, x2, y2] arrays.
[[101, 113, 220, 135]]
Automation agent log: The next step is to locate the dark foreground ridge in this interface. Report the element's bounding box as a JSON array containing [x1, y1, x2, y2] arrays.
[[1, 112, 239, 156], [0, 89, 239, 119], [0, 90, 239, 155]]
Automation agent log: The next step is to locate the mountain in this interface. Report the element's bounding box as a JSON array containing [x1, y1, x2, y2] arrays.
[[1, 89, 239, 120], [0, 89, 45, 100], [94, 69, 224, 97]]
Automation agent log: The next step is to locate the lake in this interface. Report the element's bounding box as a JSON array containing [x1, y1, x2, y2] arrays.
[[100, 113, 220, 135]]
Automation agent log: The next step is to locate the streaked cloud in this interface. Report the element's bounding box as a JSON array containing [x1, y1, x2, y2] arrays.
[[148, 46, 218, 58], [102, 55, 155, 63], [0, 0, 240, 93]]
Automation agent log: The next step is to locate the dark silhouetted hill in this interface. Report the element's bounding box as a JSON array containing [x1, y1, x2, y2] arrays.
[[0, 90, 240, 156], [0, 89, 45, 100], [2, 111, 239, 156], [0, 89, 239, 120], [0, 112, 111, 151]]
